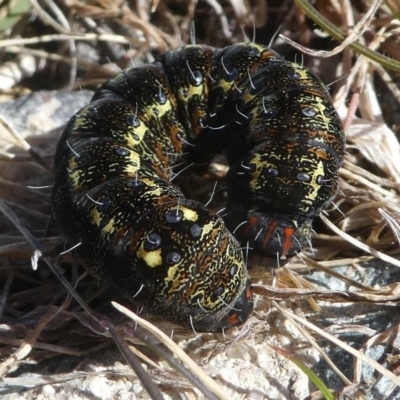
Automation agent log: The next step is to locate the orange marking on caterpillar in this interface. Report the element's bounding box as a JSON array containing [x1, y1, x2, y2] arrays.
[[243, 215, 259, 236], [281, 226, 296, 256], [227, 312, 239, 326], [262, 220, 278, 248]]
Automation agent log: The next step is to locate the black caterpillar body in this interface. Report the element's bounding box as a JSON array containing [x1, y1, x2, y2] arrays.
[[52, 42, 345, 332]]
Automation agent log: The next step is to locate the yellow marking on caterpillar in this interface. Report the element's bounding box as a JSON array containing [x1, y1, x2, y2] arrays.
[[140, 177, 157, 187], [180, 207, 198, 222], [201, 221, 214, 239], [290, 63, 310, 80], [73, 109, 91, 128], [90, 208, 102, 226], [164, 265, 178, 283], [248, 42, 266, 53], [146, 100, 173, 118], [124, 164, 140, 174], [138, 247, 162, 268], [176, 84, 204, 101], [123, 151, 141, 174], [299, 160, 325, 213], [188, 84, 205, 99], [145, 187, 163, 197], [312, 96, 332, 130], [103, 218, 116, 233], [68, 157, 77, 169], [241, 92, 256, 104], [124, 124, 147, 146], [68, 169, 82, 187], [164, 206, 199, 223], [248, 153, 267, 191], [215, 80, 233, 92]]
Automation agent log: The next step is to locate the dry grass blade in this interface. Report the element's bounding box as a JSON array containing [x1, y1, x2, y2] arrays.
[[253, 283, 400, 303], [112, 301, 229, 400], [0, 116, 53, 174], [272, 301, 351, 386], [0, 307, 59, 377], [321, 215, 400, 268], [0, 54, 43, 90], [0, 33, 142, 47], [344, 118, 400, 182], [298, 255, 377, 290], [1, 372, 90, 389], [0, 199, 99, 317], [100, 320, 165, 400], [379, 208, 400, 245], [283, 265, 321, 311], [280, 0, 383, 58], [354, 324, 400, 394], [0, 336, 87, 357], [293, 0, 400, 72], [277, 305, 400, 388]]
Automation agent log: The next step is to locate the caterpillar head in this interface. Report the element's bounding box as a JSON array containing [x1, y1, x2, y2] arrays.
[[125, 199, 253, 332]]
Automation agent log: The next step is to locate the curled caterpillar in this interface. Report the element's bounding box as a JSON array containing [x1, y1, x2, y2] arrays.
[[52, 42, 345, 331]]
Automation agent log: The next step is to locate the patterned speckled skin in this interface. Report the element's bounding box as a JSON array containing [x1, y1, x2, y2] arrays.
[[52, 42, 344, 331]]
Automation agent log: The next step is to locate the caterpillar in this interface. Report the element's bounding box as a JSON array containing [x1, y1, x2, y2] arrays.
[[52, 42, 345, 332]]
